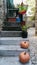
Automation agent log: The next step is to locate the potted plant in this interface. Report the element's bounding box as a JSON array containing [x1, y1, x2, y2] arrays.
[[21, 25, 28, 38]]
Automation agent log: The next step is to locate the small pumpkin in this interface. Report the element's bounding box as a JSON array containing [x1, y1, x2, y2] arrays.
[[19, 52, 30, 63], [20, 41, 29, 48]]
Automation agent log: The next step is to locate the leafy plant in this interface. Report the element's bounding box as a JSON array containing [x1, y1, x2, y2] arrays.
[[22, 24, 31, 31], [22, 25, 27, 31]]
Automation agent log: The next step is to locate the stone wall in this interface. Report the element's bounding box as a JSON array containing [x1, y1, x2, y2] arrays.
[[26, 16, 35, 27], [0, 0, 4, 30], [35, 0, 37, 35]]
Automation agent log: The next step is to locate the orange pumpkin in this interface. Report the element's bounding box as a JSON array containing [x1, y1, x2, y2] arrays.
[[20, 41, 29, 49], [19, 52, 30, 63]]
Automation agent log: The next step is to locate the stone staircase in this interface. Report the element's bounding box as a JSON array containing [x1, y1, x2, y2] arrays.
[[1, 21, 22, 37], [0, 37, 31, 65], [2, 21, 22, 31]]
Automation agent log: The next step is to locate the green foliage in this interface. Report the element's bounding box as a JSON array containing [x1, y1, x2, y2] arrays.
[[22, 24, 31, 31], [22, 25, 27, 31], [19, 5, 28, 12]]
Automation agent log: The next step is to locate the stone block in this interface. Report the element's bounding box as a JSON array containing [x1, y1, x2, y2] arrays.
[[0, 37, 29, 45], [1, 31, 22, 37], [0, 45, 29, 56]]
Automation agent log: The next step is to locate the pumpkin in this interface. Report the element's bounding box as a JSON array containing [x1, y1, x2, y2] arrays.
[[20, 41, 29, 49], [19, 52, 30, 63]]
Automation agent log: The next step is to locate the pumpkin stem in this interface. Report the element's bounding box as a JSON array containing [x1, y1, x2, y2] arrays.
[[24, 42, 26, 43], [24, 52, 26, 55]]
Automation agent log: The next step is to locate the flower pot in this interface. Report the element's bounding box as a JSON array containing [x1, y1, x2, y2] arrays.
[[22, 31, 28, 38]]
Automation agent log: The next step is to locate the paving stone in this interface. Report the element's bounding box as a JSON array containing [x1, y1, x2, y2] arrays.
[[0, 37, 29, 45]]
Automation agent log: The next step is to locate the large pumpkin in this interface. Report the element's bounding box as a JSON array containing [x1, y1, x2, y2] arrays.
[[19, 52, 30, 63], [20, 41, 29, 49]]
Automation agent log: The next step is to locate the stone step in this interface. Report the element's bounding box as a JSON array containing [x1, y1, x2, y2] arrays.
[[2, 26, 21, 31], [3, 22, 21, 27], [0, 37, 29, 45], [0, 45, 29, 56], [2, 21, 21, 31], [0, 31, 22, 37], [0, 57, 31, 65]]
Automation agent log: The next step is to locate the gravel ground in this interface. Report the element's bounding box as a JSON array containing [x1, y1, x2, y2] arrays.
[[28, 28, 37, 65], [28, 37, 37, 65]]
